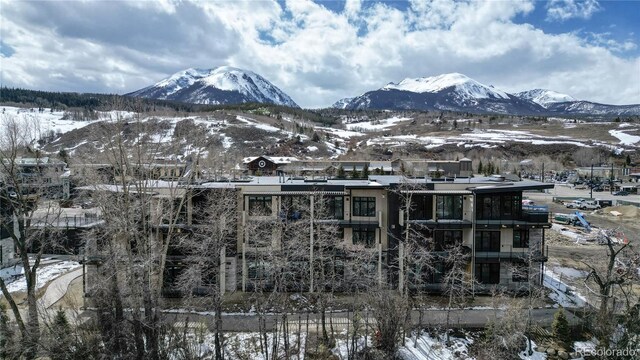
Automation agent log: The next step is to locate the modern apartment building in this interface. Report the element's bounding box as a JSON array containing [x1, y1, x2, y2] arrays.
[[83, 174, 552, 297]]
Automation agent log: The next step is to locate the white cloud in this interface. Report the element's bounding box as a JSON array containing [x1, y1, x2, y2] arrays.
[[546, 0, 601, 22], [0, 0, 638, 108]]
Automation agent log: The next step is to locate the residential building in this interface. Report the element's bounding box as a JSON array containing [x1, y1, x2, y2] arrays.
[[83, 174, 552, 298]]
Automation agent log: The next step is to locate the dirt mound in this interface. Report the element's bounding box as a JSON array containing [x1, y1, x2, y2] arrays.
[[599, 205, 639, 218]]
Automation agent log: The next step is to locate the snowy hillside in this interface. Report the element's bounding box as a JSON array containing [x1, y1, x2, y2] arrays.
[[383, 73, 510, 100], [128, 66, 299, 108], [331, 97, 355, 109], [515, 89, 576, 108]]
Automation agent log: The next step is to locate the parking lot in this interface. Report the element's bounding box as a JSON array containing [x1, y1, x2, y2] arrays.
[[525, 183, 640, 205]]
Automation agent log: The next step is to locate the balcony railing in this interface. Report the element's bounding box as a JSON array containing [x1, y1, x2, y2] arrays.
[[521, 205, 550, 223]]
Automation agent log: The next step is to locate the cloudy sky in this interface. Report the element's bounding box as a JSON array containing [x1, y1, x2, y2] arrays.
[[1, 0, 638, 108]]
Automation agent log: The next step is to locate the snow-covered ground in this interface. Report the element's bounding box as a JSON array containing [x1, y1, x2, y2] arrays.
[[397, 332, 473, 360], [609, 129, 640, 145], [543, 268, 588, 308], [0, 260, 81, 293], [346, 116, 412, 131]]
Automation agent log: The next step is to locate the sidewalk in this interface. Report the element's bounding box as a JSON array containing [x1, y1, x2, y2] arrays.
[[39, 268, 83, 309]]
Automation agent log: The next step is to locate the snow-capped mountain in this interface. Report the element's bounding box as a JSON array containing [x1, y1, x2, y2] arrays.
[[514, 89, 576, 108], [331, 97, 355, 109], [127, 66, 299, 108], [339, 73, 544, 115], [335, 73, 639, 116], [382, 73, 510, 100]]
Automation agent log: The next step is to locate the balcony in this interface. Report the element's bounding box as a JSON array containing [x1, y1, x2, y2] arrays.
[[475, 206, 550, 228], [521, 205, 550, 224], [475, 247, 548, 263]]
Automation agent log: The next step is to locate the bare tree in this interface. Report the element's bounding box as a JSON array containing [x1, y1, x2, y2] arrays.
[[0, 114, 64, 358], [174, 187, 238, 360], [581, 231, 640, 347]]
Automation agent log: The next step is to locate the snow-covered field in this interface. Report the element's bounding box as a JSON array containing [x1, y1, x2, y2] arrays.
[[346, 116, 412, 131], [0, 260, 81, 293]]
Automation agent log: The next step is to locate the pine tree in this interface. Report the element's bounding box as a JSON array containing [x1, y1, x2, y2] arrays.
[[0, 303, 14, 359], [362, 164, 370, 178], [477, 160, 483, 175], [351, 165, 360, 179], [336, 164, 345, 179], [626, 154, 632, 166], [49, 309, 73, 360], [552, 308, 571, 347]]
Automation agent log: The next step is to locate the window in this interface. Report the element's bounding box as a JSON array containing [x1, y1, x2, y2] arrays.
[[512, 264, 529, 282], [248, 260, 270, 280], [513, 230, 529, 248], [434, 230, 463, 251], [436, 195, 463, 220], [280, 196, 308, 220], [475, 262, 500, 284], [248, 196, 272, 215], [353, 197, 376, 217], [325, 196, 344, 219], [410, 194, 432, 220], [475, 231, 500, 252], [353, 227, 376, 248], [476, 193, 522, 220]]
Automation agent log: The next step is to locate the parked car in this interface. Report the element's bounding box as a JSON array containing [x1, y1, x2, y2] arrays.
[[613, 190, 630, 196], [565, 200, 585, 209], [579, 200, 601, 210]]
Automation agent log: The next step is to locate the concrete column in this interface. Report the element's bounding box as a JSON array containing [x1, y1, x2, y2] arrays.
[[309, 195, 314, 293], [220, 247, 226, 295]]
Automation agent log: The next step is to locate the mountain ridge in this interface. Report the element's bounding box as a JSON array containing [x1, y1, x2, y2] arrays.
[[335, 73, 639, 116], [128, 66, 299, 108]]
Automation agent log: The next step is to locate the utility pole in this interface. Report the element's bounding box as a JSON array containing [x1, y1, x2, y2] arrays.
[[590, 164, 594, 199], [610, 162, 614, 194]]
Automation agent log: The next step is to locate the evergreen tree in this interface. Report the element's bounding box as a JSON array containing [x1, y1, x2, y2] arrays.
[[336, 164, 345, 179], [362, 164, 370, 178], [0, 303, 14, 359], [495, 166, 500, 175], [49, 309, 73, 360], [552, 308, 571, 347], [477, 160, 483, 174], [351, 165, 360, 179], [626, 154, 632, 166]]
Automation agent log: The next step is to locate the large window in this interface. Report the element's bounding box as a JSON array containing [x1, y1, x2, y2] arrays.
[[248, 260, 270, 280], [353, 197, 376, 217], [248, 196, 272, 215], [280, 196, 308, 220], [513, 230, 529, 248], [475, 231, 501, 252], [326, 196, 344, 219], [436, 195, 463, 220], [475, 262, 500, 284], [353, 227, 376, 248], [434, 230, 463, 251], [476, 193, 521, 220], [409, 194, 432, 220]]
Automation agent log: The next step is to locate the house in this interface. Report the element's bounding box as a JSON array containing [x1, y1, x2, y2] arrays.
[[243, 156, 298, 175]]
